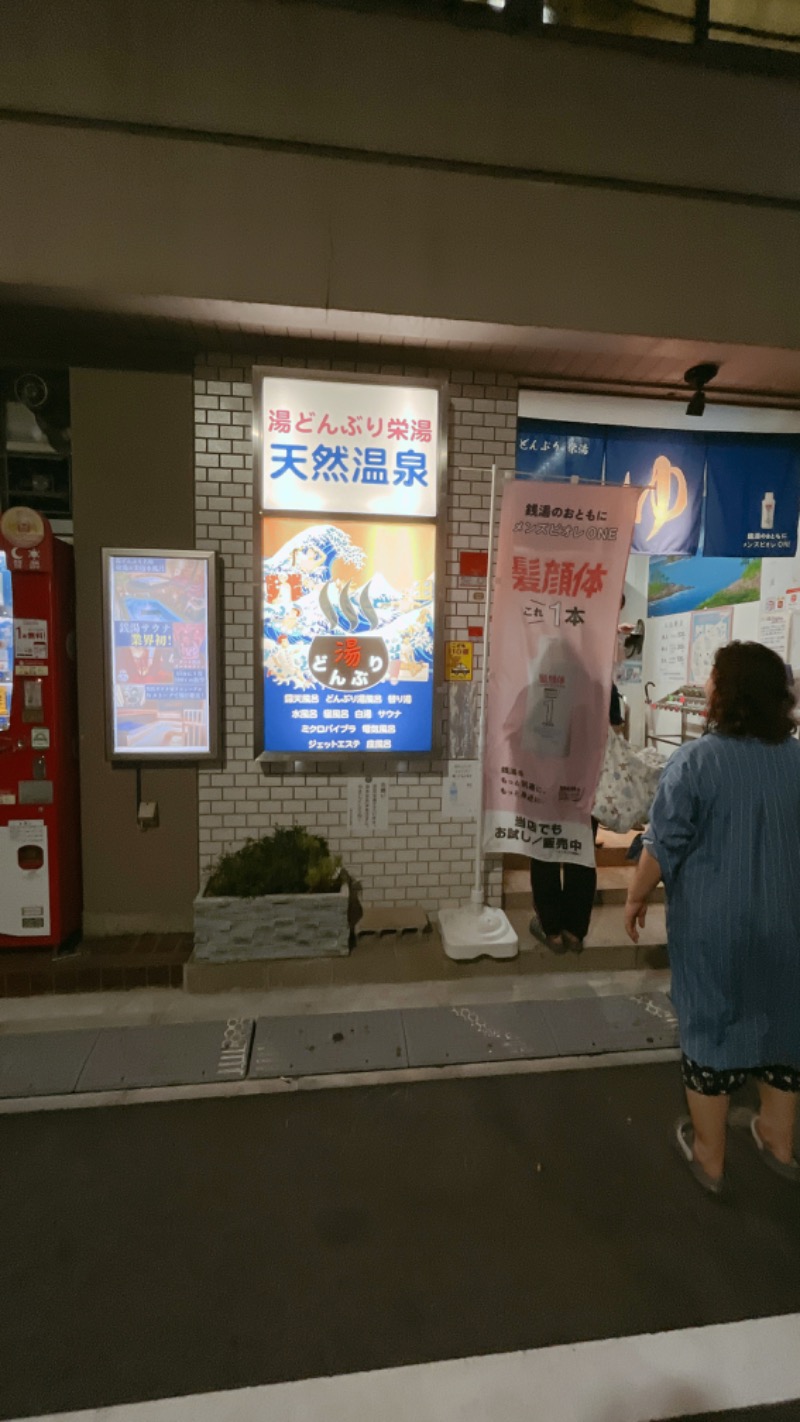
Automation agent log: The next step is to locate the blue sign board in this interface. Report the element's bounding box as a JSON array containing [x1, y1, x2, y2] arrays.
[[516, 420, 604, 482], [263, 665, 434, 757], [704, 438, 800, 558], [605, 431, 705, 556]]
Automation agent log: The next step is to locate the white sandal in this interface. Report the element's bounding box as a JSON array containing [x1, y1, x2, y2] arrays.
[[674, 1118, 727, 1196]]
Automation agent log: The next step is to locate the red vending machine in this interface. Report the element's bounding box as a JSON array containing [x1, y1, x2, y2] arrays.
[[0, 507, 82, 949]]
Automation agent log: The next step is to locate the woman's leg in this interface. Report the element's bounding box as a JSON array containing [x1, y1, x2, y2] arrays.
[[685, 1091, 730, 1181], [561, 862, 597, 942], [529, 859, 563, 938], [681, 1057, 745, 1181], [561, 823, 599, 943], [755, 1072, 799, 1165]]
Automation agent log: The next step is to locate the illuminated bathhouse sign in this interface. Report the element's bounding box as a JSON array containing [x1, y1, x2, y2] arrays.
[[255, 371, 445, 758]]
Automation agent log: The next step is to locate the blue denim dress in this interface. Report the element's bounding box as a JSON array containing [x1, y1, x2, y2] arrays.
[[644, 733, 800, 1070]]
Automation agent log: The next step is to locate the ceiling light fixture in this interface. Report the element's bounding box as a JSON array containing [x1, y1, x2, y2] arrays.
[[684, 361, 720, 417]]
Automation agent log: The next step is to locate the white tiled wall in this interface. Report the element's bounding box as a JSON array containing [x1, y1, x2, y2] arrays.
[[194, 355, 517, 910]]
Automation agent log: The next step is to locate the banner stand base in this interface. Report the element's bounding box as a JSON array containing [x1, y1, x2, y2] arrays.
[[439, 903, 519, 963]]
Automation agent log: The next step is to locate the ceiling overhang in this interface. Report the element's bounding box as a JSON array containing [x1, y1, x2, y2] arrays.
[[2, 285, 799, 406]]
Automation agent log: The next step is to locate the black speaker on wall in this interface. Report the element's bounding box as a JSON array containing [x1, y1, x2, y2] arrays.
[[1, 368, 72, 519]]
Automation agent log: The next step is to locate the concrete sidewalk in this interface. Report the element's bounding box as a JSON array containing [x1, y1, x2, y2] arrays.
[[0, 973, 678, 1107]]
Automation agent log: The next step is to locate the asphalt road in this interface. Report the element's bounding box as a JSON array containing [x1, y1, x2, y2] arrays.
[[1, 1064, 798, 1419]]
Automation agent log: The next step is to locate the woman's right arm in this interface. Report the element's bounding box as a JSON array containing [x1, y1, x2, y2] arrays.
[[624, 847, 662, 943], [626, 746, 701, 942]]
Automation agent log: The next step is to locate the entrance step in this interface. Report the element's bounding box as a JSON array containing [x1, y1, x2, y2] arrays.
[[504, 865, 665, 911], [184, 903, 668, 994], [596, 829, 641, 868], [505, 903, 668, 973], [596, 866, 665, 906]]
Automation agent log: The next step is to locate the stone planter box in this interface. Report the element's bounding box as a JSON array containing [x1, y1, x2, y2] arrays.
[[193, 883, 351, 962]]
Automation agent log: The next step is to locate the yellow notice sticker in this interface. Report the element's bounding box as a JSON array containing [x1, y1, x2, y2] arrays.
[[445, 641, 473, 682]]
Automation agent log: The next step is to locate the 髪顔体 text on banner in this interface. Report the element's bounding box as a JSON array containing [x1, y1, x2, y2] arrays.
[[483, 481, 640, 867]]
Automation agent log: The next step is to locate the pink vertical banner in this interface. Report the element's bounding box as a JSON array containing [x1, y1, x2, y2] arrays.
[[483, 480, 640, 867]]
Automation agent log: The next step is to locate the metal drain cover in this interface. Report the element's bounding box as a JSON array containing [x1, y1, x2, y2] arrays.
[[76, 1019, 254, 1092], [402, 1002, 557, 1068], [249, 1011, 407, 1078], [544, 994, 679, 1056], [0, 1031, 99, 1099]]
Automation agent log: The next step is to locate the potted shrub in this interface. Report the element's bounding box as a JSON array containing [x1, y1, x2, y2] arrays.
[[193, 826, 362, 962]]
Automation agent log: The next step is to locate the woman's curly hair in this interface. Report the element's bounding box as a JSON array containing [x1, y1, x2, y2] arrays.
[[707, 640, 795, 744]]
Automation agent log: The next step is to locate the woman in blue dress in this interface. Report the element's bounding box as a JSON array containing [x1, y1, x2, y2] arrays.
[[625, 642, 800, 1195]]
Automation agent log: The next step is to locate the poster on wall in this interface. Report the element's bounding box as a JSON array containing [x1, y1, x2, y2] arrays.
[[516, 419, 604, 482], [103, 551, 219, 761], [760, 545, 800, 614], [605, 431, 705, 556], [648, 553, 761, 617], [346, 779, 390, 836], [759, 543, 800, 660], [653, 613, 690, 687], [441, 760, 480, 820], [759, 613, 790, 658], [483, 480, 640, 867], [257, 369, 443, 758], [689, 607, 734, 685], [704, 439, 800, 557]]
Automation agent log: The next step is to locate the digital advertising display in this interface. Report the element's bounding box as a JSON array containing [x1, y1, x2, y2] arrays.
[[256, 369, 445, 759], [103, 550, 218, 761]]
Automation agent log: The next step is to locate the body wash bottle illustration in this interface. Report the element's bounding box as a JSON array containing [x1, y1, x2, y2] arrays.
[[520, 635, 581, 759], [761, 491, 776, 530]]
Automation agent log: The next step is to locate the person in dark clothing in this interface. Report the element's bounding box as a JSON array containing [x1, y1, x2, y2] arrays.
[[529, 683, 624, 954]]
